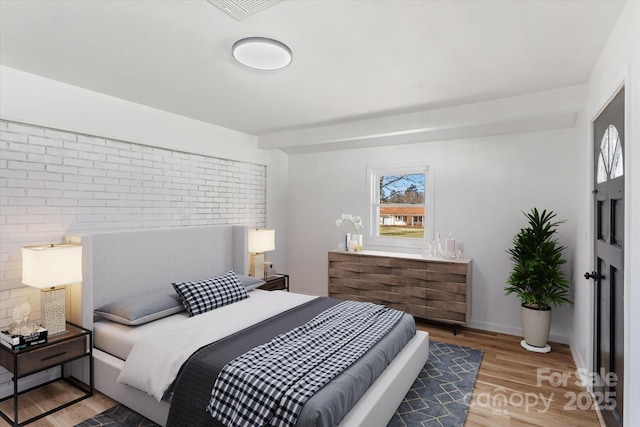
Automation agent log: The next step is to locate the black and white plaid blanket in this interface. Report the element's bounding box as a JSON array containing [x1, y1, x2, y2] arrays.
[[207, 300, 404, 427]]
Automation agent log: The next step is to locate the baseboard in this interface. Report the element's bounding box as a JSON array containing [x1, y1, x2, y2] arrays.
[[570, 340, 592, 392], [466, 319, 570, 345], [0, 367, 59, 400]]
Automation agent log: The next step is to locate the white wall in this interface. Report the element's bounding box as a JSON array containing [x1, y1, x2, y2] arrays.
[[0, 66, 290, 274], [288, 127, 580, 343], [571, 2, 640, 425]]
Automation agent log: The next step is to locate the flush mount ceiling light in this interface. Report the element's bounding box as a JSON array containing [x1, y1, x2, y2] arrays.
[[232, 37, 292, 71]]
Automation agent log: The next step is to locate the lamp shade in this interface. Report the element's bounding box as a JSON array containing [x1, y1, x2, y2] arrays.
[[22, 244, 82, 288], [248, 229, 275, 253]]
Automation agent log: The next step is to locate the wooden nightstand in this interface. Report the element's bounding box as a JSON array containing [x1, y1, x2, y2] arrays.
[[0, 322, 93, 426], [259, 273, 289, 291]]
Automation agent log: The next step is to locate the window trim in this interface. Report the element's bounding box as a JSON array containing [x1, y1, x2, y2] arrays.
[[366, 164, 434, 250]]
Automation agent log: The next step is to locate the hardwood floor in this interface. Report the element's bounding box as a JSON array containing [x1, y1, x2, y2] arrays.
[[0, 381, 116, 427], [0, 322, 603, 426], [419, 321, 603, 427]]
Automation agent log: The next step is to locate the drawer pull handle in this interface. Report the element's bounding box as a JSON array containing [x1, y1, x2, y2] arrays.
[[41, 351, 66, 361]]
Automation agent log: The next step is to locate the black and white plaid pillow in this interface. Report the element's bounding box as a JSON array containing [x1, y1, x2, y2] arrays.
[[172, 271, 249, 317]]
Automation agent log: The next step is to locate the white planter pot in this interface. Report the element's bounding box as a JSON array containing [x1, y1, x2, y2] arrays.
[[521, 304, 551, 348]]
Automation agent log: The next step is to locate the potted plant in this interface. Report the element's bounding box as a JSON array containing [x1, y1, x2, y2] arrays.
[[505, 208, 572, 352]]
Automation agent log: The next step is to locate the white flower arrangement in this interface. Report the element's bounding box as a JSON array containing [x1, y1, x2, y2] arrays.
[[336, 214, 363, 251], [336, 214, 363, 230]]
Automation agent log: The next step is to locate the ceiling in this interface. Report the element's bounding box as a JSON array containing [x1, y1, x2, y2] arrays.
[[0, 0, 626, 149]]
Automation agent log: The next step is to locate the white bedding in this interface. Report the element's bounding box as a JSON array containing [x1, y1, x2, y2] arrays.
[[94, 312, 189, 360], [116, 290, 317, 401]]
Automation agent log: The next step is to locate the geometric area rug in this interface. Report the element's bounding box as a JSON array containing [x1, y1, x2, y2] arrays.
[[74, 403, 158, 427], [75, 340, 482, 427], [387, 340, 483, 427]]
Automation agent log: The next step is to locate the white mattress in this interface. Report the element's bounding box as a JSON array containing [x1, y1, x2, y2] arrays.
[[94, 312, 189, 361]]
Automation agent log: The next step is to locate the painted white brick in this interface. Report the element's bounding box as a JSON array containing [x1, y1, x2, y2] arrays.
[[78, 151, 106, 162], [62, 190, 93, 199], [106, 170, 132, 180], [0, 187, 27, 197], [7, 196, 46, 206], [106, 155, 131, 165], [45, 198, 79, 206], [61, 206, 93, 215], [7, 160, 45, 172], [93, 161, 120, 171], [0, 225, 28, 238], [7, 123, 45, 136], [119, 150, 143, 160], [78, 167, 107, 177], [0, 132, 29, 143], [45, 128, 78, 141], [105, 139, 130, 150], [27, 206, 62, 215], [27, 171, 63, 182], [152, 161, 171, 170], [9, 141, 46, 155], [1, 206, 27, 216], [63, 157, 94, 168], [77, 134, 105, 145], [0, 119, 266, 389], [0, 151, 28, 163], [26, 136, 59, 148], [46, 164, 79, 175], [29, 153, 63, 165], [91, 192, 121, 200], [93, 145, 120, 156], [65, 175, 97, 185], [27, 223, 66, 233], [26, 188, 63, 198], [63, 140, 90, 152]]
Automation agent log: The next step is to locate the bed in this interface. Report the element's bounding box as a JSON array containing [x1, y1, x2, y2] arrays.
[[65, 225, 429, 426]]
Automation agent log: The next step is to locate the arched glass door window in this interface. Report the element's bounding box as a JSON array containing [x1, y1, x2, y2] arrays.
[[596, 125, 623, 184]]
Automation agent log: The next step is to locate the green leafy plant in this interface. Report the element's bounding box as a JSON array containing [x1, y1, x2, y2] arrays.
[[505, 208, 573, 310]]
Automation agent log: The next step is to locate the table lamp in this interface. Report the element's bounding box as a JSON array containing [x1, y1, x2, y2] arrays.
[[248, 229, 275, 278], [22, 243, 82, 335]]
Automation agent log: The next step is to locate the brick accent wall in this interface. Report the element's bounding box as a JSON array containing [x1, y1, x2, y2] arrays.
[[0, 119, 267, 391]]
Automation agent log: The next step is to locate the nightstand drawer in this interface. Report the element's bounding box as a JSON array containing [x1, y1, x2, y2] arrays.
[[16, 336, 86, 377], [260, 276, 288, 291], [0, 322, 93, 426]]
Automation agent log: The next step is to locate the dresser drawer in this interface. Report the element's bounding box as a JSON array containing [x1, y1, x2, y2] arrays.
[[329, 250, 472, 326], [17, 336, 86, 377]]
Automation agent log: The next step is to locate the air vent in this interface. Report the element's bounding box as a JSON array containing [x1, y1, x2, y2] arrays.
[[207, 0, 282, 21]]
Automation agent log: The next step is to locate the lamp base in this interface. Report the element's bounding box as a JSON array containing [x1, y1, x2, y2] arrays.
[[41, 288, 66, 335], [249, 253, 265, 278]]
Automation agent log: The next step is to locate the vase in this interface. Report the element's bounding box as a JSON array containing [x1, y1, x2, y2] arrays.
[[521, 304, 552, 348], [345, 233, 363, 251]]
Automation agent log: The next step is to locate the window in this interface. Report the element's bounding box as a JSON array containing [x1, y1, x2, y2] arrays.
[[368, 165, 433, 249], [597, 125, 623, 184]]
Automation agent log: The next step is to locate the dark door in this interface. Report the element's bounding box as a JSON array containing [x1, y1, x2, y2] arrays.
[[590, 87, 624, 426]]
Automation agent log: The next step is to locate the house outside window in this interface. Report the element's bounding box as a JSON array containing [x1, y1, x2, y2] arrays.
[[367, 165, 433, 249]]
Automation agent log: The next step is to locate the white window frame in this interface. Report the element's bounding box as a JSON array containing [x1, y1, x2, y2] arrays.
[[367, 164, 434, 250]]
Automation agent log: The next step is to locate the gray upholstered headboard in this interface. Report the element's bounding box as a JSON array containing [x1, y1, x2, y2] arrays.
[[66, 225, 248, 330]]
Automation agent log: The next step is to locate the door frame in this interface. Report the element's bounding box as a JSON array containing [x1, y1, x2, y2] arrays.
[[587, 80, 630, 424]]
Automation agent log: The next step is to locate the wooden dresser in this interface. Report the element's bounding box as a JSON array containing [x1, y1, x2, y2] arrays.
[[328, 250, 472, 327]]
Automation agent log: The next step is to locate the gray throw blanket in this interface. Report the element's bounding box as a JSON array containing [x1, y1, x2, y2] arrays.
[[207, 301, 404, 427]]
